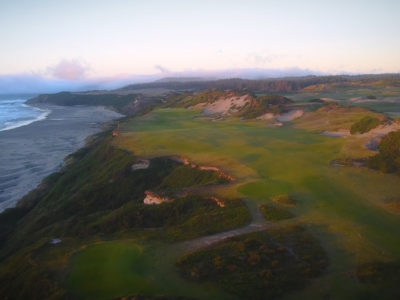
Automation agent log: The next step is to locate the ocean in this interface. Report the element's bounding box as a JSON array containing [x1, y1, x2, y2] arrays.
[[0, 94, 49, 131], [0, 98, 122, 212]]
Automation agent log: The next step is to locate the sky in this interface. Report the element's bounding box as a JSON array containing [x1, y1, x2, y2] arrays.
[[0, 0, 399, 92]]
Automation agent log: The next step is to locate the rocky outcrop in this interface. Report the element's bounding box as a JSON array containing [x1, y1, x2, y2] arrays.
[[198, 165, 235, 181], [209, 196, 225, 208], [170, 156, 235, 182], [131, 159, 150, 171], [143, 190, 172, 205]]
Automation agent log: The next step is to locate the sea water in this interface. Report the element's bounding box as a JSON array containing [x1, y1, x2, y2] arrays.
[[0, 94, 49, 131]]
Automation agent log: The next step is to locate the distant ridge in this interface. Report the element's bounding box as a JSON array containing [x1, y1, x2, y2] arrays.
[[118, 74, 400, 93], [155, 77, 214, 83]]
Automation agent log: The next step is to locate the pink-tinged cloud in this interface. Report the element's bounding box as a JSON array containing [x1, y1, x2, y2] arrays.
[[47, 59, 90, 80]]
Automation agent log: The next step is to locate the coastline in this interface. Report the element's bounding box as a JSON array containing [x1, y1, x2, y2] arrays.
[[0, 103, 51, 132], [0, 104, 123, 212]]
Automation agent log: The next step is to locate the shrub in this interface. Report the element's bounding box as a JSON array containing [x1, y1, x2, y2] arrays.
[[368, 130, 400, 173], [260, 204, 294, 221], [350, 116, 381, 134], [271, 194, 297, 206], [177, 227, 328, 299]]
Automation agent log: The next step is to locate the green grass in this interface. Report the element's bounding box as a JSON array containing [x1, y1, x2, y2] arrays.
[[67, 242, 152, 299], [271, 194, 297, 206], [356, 261, 400, 299], [159, 165, 228, 190], [294, 104, 383, 132], [166, 198, 251, 241], [114, 107, 400, 298], [4, 103, 400, 299], [66, 241, 229, 300], [0, 130, 250, 299], [260, 203, 295, 221], [176, 227, 328, 299], [350, 116, 382, 134]]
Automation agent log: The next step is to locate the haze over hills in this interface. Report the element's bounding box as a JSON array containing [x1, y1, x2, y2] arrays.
[[0, 67, 356, 94]]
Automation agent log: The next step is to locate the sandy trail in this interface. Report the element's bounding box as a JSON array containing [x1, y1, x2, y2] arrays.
[[179, 200, 269, 252]]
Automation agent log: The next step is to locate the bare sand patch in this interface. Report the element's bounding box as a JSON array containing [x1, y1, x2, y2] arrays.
[[276, 109, 304, 122], [200, 94, 252, 115]]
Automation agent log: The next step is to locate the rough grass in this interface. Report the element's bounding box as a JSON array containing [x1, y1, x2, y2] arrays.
[[166, 198, 251, 241], [295, 104, 383, 132], [176, 226, 328, 299], [89, 196, 250, 241], [115, 108, 400, 298], [260, 203, 295, 221], [0, 131, 248, 299], [368, 130, 400, 173], [356, 261, 400, 299], [350, 116, 381, 134], [158, 165, 228, 190], [66, 240, 229, 300], [271, 194, 297, 206]]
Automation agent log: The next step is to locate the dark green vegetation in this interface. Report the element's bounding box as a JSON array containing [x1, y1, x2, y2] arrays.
[[29, 91, 134, 107], [159, 166, 229, 190], [271, 194, 297, 206], [177, 226, 328, 299], [260, 204, 295, 221], [350, 116, 382, 134], [239, 94, 292, 118], [260, 194, 296, 222], [356, 261, 400, 299], [0, 131, 249, 299], [368, 130, 400, 173], [94, 196, 250, 241]]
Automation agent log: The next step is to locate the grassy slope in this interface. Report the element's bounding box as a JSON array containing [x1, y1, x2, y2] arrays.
[[0, 129, 250, 299], [294, 104, 383, 132], [114, 108, 400, 299], [66, 240, 230, 300], [177, 227, 328, 299], [294, 105, 386, 158]]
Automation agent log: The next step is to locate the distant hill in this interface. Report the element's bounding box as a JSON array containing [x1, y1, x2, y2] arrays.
[[155, 77, 214, 83], [119, 74, 400, 93]]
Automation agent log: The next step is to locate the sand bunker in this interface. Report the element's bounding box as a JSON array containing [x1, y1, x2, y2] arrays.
[[276, 110, 304, 122], [199, 94, 252, 115]]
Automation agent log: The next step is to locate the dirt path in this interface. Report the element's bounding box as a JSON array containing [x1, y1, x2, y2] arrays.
[[179, 200, 269, 252]]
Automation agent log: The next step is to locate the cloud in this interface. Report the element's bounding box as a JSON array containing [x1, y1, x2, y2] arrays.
[[246, 52, 280, 66], [47, 59, 90, 80], [154, 64, 170, 74]]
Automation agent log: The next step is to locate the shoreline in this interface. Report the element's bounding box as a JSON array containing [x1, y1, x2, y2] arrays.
[[0, 103, 51, 132], [0, 104, 123, 212]]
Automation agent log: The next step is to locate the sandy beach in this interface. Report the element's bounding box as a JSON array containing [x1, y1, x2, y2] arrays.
[[0, 104, 123, 212]]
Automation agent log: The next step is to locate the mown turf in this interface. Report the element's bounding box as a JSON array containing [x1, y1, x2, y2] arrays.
[[66, 241, 230, 300]]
